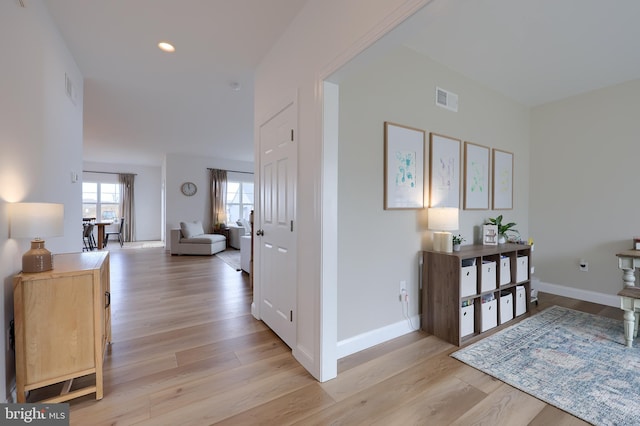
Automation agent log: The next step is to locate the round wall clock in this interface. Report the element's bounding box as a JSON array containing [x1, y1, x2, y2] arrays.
[[181, 182, 197, 196]]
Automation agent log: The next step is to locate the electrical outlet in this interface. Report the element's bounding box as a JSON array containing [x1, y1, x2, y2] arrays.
[[399, 280, 407, 302]]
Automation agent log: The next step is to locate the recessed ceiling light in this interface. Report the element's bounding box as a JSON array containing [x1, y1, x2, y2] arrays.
[[158, 42, 175, 53], [229, 82, 241, 91]]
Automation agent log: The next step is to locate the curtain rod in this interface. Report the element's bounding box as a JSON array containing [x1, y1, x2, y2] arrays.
[[207, 168, 254, 175], [83, 170, 138, 176]]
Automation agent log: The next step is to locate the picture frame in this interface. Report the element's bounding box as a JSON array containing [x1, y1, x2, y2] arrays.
[[429, 133, 461, 208], [492, 149, 514, 210], [483, 224, 498, 245], [384, 122, 426, 210], [463, 141, 490, 210]]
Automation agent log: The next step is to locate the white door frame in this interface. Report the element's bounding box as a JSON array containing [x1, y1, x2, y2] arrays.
[[319, 81, 339, 380], [253, 0, 430, 382], [314, 1, 429, 382]]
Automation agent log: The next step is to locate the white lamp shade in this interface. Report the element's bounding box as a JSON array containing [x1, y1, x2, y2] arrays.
[[10, 203, 64, 239], [428, 207, 459, 231]]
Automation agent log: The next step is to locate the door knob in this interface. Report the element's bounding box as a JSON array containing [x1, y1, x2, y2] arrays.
[[256, 229, 264, 236]]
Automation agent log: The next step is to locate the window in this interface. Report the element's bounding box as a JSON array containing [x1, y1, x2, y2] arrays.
[[225, 181, 253, 224], [82, 181, 121, 222]]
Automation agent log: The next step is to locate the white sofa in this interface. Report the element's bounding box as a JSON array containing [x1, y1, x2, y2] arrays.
[[228, 224, 250, 249], [170, 221, 226, 255]]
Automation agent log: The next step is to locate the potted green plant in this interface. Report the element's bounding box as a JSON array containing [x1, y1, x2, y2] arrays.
[[486, 215, 517, 243], [452, 234, 465, 251]]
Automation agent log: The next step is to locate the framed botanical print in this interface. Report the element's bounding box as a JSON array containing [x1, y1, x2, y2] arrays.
[[493, 149, 514, 210], [464, 141, 490, 210], [384, 122, 426, 209], [429, 133, 461, 208]]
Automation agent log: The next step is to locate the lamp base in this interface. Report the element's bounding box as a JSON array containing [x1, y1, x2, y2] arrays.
[[22, 240, 53, 273], [433, 231, 453, 253]]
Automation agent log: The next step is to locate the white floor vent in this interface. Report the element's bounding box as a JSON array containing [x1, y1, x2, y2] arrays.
[[435, 86, 458, 112]]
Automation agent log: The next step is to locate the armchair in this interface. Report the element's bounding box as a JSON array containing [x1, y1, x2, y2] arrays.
[[228, 220, 251, 249]]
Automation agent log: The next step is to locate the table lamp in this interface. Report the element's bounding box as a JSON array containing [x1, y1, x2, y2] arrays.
[[217, 213, 228, 229], [10, 202, 64, 273], [428, 207, 459, 253]]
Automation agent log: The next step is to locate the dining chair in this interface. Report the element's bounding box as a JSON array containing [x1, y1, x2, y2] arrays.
[[104, 218, 125, 248], [82, 223, 96, 251]]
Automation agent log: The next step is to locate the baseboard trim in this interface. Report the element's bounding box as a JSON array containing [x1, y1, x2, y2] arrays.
[[292, 345, 317, 380], [336, 283, 619, 360], [337, 316, 420, 359], [536, 281, 619, 308]]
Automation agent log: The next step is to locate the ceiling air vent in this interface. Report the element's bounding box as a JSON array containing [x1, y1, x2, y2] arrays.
[[435, 86, 458, 112]]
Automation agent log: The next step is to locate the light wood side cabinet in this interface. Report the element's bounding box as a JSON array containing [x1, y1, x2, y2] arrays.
[[13, 251, 111, 403], [422, 244, 531, 347]]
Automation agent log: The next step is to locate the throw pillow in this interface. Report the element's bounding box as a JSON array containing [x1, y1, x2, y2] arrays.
[[236, 219, 251, 235], [241, 218, 252, 234], [180, 221, 205, 238]]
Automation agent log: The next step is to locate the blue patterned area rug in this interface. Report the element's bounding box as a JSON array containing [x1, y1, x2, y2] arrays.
[[451, 305, 640, 426]]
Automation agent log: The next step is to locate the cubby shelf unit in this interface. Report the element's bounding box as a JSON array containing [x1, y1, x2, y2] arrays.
[[421, 243, 532, 347]]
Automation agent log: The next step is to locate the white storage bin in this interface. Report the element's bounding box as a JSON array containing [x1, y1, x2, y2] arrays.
[[499, 256, 511, 286], [460, 303, 475, 337], [515, 285, 526, 316], [481, 299, 498, 332], [461, 258, 476, 267], [481, 260, 497, 292], [460, 264, 477, 297], [499, 292, 514, 324], [516, 255, 529, 282]]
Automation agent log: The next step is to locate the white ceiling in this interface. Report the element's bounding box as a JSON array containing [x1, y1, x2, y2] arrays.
[[42, 0, 309, 166], [42, 0, 640, 167], [401, 0, 640, 107]]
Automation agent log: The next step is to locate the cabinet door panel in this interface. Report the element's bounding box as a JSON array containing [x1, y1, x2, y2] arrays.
[[23, 275, 95, 383]]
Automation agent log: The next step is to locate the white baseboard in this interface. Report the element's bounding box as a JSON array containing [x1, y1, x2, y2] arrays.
[[251, 301, 259, 320], [536, 281, 619, 308], [337, 315, 420, 359], [336, 282, 619, 360], [292, 345, 317, 380]]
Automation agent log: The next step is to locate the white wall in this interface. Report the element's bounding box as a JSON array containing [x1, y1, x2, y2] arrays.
[[531, 79, 640, 303], [337, 46, 530, 343], [0, 0, 83, 401], [260, 0, 633, 381], [164, 153, 253, 247], [83, 162, 163, 241], [255, 0, 431, 380]]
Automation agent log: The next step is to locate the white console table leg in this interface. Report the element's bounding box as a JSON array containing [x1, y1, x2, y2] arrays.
[[623, 309, 636, 347], [622, 268, 636, 288], [615, 253, 640, 347]]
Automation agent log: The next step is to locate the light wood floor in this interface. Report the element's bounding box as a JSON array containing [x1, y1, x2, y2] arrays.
[[40, 246, 621, 425]]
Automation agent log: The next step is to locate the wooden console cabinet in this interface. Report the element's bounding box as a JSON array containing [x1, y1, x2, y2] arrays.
[[422, 244, 532, 346], [13, 251, 111, 403]]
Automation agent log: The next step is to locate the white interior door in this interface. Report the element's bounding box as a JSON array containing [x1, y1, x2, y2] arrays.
[[258, 101, 297, 348]]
